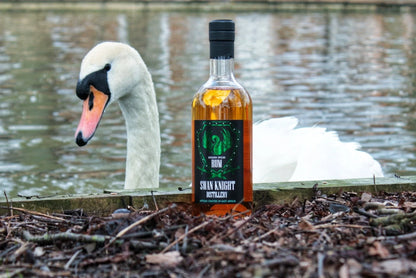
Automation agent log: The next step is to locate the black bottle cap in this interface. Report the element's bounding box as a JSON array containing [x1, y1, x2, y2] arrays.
[[209, 19, 234, 59]]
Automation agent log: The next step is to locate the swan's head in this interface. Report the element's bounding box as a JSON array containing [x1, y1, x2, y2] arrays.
[[75, 42, 145, 146]]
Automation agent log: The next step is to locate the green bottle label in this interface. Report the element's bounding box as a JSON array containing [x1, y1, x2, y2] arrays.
[[194, 120, 244, 203]]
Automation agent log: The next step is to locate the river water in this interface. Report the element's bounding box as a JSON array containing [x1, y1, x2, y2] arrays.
[[1, 9, 415, 196]]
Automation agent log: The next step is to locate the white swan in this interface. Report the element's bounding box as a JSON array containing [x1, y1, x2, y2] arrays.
[[74, 42, 383, 189]]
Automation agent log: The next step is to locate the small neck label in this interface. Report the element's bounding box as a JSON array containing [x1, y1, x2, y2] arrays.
[[194, 120, 243, 203]]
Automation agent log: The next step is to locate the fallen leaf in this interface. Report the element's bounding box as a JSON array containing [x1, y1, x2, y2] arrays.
[[368, 241, 390, 259], [372, 259, 416, 275], [346, 258, 363, 277], [339, 263, 348, 278], [298, 218, 315, 231], [361, 192, 372, 202], [175, 227, 185, 239], [33, 247, 44, 257], [146, 251, 183, 267]]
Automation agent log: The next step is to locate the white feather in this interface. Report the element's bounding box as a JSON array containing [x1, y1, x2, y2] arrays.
[[253, 117, 383, 183]]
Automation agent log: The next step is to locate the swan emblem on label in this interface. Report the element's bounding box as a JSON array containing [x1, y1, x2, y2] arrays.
[[194, 120, 243, 203]]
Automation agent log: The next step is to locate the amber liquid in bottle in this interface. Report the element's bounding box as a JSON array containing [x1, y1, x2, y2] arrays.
[[192, 86, 253, 216]]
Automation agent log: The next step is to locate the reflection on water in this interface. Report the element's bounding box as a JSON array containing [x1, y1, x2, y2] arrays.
[[0, 10, 415, 196]]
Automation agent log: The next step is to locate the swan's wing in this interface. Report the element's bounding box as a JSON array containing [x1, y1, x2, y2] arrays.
[[253, 117, 383, 183], [254, 117, 299, 132], [253, 117, 302, 183], [289, 127, 383, 181]]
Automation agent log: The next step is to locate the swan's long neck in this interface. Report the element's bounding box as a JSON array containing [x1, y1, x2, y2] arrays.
[[118, 71, 160, 189]]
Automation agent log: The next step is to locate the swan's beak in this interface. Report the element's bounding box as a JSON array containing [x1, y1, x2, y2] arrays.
[[75, 85, 109, 146]]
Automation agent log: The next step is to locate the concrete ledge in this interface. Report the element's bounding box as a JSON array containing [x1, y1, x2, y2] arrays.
[[1, 176, 415, 216]]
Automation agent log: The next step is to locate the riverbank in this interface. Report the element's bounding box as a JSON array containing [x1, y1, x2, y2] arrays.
[[1, 0, 416, 12]]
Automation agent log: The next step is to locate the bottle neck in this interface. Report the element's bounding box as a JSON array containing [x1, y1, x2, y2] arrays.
[[210, 58, 235, 80]]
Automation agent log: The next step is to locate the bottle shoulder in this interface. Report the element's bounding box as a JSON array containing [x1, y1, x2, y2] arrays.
[[192, 85, 252, 108], [194, 77, 250, 98]]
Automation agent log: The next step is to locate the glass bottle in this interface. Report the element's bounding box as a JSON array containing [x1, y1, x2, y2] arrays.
[[192, 19, 253, 216]]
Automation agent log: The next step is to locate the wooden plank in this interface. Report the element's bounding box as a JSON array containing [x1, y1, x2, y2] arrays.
[[253, 176, 416, 207], [0, 0, 415, 13], [1, 176, 415, 216]]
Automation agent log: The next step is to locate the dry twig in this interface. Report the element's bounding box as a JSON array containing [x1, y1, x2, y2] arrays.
[[105, 204, 176, 248], [160, 219, 212, 254], [0, 206, 66, 222]]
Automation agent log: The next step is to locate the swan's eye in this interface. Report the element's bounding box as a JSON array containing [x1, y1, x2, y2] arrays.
[[104, 63, 111, 71]]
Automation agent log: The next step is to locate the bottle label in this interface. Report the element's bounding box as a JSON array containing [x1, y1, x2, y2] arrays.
[[194, 120, 243, 204]]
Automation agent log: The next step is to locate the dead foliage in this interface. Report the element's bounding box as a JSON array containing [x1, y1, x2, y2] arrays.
[[1, 190, 416, 277]]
